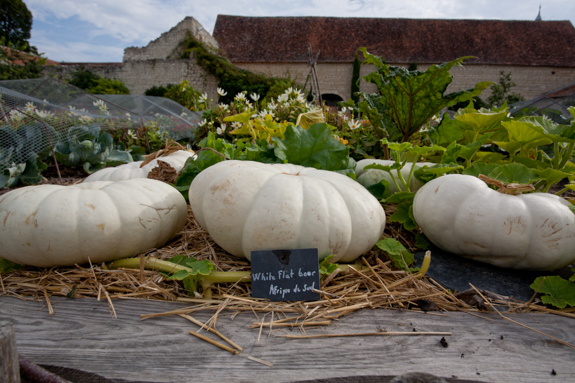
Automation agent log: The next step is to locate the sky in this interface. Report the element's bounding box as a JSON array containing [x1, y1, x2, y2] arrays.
[[25, 0, 575, 63]]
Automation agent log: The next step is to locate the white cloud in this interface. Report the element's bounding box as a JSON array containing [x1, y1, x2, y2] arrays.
[[31, 35, 125, 63]]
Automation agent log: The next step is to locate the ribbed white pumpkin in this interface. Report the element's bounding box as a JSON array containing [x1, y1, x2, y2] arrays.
[[413, 174, 575, 270], [83, 150, 195, 182], [356, 159, 435, 194], [189, 160, 386, 263], [0, 178, 188, 267]]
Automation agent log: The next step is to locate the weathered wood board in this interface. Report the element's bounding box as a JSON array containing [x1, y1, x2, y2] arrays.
[[1, 296, 573, 383]]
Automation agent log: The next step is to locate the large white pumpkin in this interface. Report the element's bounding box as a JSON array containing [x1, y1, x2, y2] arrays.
[[189, 160, 386, 263], [83, 150, 195, 182], [356, 159, 435, 194], [0, 178, 188, 267], [413, 174, 575, 270]]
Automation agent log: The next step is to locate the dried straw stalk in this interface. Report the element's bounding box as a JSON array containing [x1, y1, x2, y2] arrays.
[[0, 207, 550, 326]]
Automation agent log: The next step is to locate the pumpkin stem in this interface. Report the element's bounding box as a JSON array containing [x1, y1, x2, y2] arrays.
[[478, 174, 535, 195]]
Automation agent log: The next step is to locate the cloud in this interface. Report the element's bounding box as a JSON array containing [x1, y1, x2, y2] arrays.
[[31, 35, 125, 63]]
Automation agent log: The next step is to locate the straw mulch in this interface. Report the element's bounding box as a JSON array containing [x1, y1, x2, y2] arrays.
[[3, 203, 569, 330]]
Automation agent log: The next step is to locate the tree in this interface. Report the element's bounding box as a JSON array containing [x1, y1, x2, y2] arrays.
[[0, 0, 45, 80], [487, 71, 525, 108], [0, 0, 34, 52]]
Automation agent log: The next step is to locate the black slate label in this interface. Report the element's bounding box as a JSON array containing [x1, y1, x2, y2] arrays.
[[251, 248, 320, 302]]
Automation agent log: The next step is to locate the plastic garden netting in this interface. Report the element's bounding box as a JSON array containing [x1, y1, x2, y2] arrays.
[[509, 83, 575, 124], [0, 78, 200, 175]]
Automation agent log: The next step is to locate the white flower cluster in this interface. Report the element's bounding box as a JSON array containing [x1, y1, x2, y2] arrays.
[[276, 87, 307, 106], [93, 99, 110, 116]]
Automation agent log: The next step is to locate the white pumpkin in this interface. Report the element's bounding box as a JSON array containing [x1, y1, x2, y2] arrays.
[[412, 174, 575, 270], [356, 159, 435, 194], [83, 150, 195, 182], [189, 160, 386, 263], [0, 178, 188, 267]]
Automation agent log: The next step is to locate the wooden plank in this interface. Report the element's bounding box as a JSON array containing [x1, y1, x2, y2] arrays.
[[0, 320, 20, 383], [1, 296, 574, 383]]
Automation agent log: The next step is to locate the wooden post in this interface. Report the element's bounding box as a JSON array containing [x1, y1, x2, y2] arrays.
[[0, 321, 20, 383]]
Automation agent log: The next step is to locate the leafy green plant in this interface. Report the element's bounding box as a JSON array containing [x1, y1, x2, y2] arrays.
[[531, 273, 575, 309], [0, 154, 46, 188], [487, 71, 525, 108], [52, 124, 133, 174], [375, 238, 415, 272], [0, 257, 24, 273], [357, 48, 492, 143], [163, 255, 217, 297], [175, 123, 356, 199], [68, 66, 130, 95], [176, 32, 295, 105], [225, 113, 288, 143], [319, 255, 338, 276], [107, 256, 251, 299]]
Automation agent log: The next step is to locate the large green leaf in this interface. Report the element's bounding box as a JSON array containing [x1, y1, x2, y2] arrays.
[[462, 162, 500, 178], [273, 123, 356, 173], [488, 163, 538, 184], [375, 238, 415, 271], [20, 155, 47, 186], [531, 276, 575, 309], [501, 120, 553, 150], [106, 149, 133, 167], [414, 163, 464, 183], [454, 108, 508, 137], [0, 163, 26, 188], [428, 116, 466, 147]]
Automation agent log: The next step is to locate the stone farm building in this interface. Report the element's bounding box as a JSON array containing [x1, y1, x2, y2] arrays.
[[44, 15, 575, 106]]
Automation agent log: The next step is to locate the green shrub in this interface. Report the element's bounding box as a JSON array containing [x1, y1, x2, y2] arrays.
[[68, 66, 129, 95]]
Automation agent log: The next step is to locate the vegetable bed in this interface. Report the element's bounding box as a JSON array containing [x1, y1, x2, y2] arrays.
[[1, 195, 569, 324]]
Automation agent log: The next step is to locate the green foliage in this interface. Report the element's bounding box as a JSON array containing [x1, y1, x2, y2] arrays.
[[68, 66, 99, 89], [144, 84, 177, 97], [88, 77, 130, 95], [175, 123, 356, 199], [319, 255, 338, 276], [0, 257, 23, 273], [0, 49, 46, 80], [375, 238, 415, 271], [163, 81, 204, 110], [358, 48, 492, 142], [531, 275, 575, 309], [488, 71, 525, 108], [273, 123, 356, 174], [165, 255, 216, 296], [52, 124, 133, 174], [176, 32, 295, 104], [384, 191, 418, 231], [0, 0, 33, 52], [68, 66, 130, 95]]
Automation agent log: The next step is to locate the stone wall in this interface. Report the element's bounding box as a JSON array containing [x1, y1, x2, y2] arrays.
[[123, 17, 218, 61], [42, 17, 220, 102], [43, 63, 124, 81], [120, 56, 219, 101], [236, 62, 575, 102]]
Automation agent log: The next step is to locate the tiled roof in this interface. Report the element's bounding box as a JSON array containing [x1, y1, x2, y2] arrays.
[[213, 16, 575, 67], [1, 46, 60, 66]]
